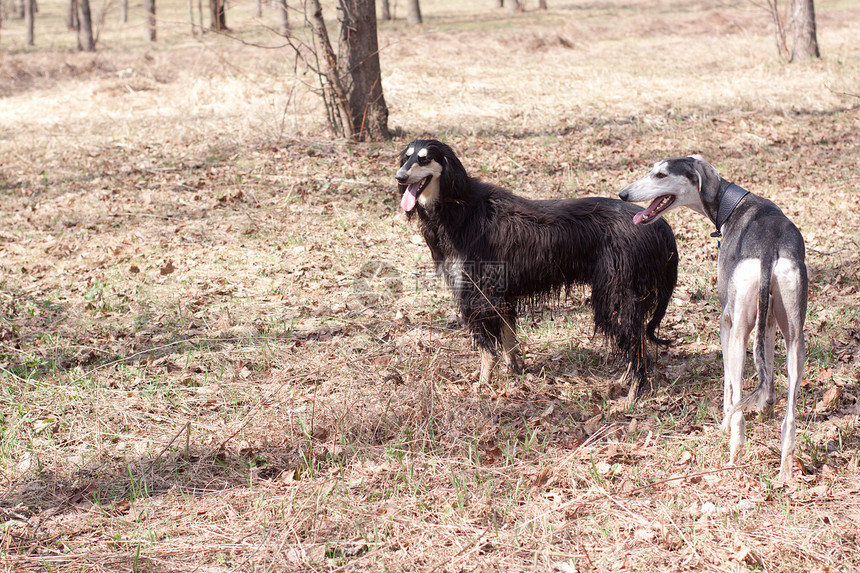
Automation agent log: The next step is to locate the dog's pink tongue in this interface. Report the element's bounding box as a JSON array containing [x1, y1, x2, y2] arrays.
[[401, 183, 419, 212], [632, 197, 663, 225]]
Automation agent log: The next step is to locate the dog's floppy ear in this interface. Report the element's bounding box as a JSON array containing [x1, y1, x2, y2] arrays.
[[439, 143, 469, 199], [690, 158, 703, 196], [687, 155, 712, 197]]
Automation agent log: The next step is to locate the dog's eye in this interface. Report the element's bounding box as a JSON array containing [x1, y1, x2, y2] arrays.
[[654, 172, 667, 179]]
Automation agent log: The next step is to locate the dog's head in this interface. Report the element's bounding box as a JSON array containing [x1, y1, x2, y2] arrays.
[[619, 155, 718, 224], [395, 139, 468, 214]]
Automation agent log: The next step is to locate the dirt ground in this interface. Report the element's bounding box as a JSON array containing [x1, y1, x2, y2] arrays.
[[1, 0, 859, 570]]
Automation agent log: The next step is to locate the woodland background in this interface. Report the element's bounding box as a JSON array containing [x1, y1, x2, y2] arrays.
[[0, 0, 859, 570]]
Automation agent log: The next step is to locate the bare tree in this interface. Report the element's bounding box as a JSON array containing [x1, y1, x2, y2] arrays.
[[306, 0, 353, 137], [145, 0, 155, 40], [120, 0, 127, 23], [302, 0, 389, 140], [765, 0, 820, 61], [23, 0, 33, 45], [276, 0, 289, 36], [67, 0, 78, 30], [406, 0, 420, 25], [790, 0, 819, 60], [379, 0, 390, 21], [336, 0, 389, 139], [209, 0, 226, 31], [77, 0, 94, 50]]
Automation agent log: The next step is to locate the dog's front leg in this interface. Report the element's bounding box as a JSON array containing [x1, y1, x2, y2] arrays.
[[479, 347, 499, 385], [500, 318, 523, 374], [720, 311, 734, 420]]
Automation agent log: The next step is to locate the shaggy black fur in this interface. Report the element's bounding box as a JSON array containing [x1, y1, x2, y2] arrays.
[[396, 139, 678, 396]]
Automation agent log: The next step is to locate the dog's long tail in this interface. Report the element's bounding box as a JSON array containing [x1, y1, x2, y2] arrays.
[[646, 241, 679, 347], [726, 256, 776, 418]]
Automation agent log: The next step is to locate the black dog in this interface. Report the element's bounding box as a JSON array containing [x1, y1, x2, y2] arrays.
[[396, 139, 678, 402]]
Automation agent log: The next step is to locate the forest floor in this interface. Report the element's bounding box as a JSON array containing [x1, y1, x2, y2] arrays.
[[1, 0, 859, 570]]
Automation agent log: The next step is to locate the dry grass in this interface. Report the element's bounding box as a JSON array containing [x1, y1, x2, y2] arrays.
[[1, 0, 860, 571]]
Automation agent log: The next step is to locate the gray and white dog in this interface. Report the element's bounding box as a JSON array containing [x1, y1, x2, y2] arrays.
[[619, 155, 808, 479]]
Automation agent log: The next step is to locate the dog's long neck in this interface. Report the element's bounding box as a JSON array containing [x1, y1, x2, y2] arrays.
[[709, 178, 750, 238]]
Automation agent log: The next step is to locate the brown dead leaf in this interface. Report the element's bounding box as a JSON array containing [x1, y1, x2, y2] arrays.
[[160, 260, 176, 275], [311, 426, 329, 441], [731, 545, 752, 563], [792, 456, 807, 476], [818, 368, 833, 383], [482, 446, 503, 466], [372, 355, 391, 367], [583, 412, 603, 436], [69, 482, 98, 504], [533, 467, 551, 488], [129, 264, 140, 274], [676, 449, 693, 466], [815, 386, 842, 413], [807, 484, 829, 498], [607, 383, 625, 400]]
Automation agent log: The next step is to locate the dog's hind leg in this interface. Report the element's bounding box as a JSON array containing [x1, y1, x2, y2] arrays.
[[719, 261, 759, 465], [779, 327, 804, 479], [772, 259, 808, 479], [752, 300, 778, 418]]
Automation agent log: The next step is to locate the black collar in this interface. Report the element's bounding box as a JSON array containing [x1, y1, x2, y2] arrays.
[[710, 179, 750, 238]]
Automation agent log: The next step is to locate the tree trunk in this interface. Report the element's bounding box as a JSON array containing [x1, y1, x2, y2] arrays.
[[337, 0, 389, 140], [406, 0, 420, 25], [507, 0, 520, 13], [188, 0, 194, 35], [275, 0, 288, 36], [197, 0, 203, 34], [538, 0, 547, 9], [145, 0, 155, 40], [209, 0, 226, 31], [67, 0, 78, 30], [24, 0, 33, 45], [379, 0, 390, 21], [306, 0, 353, 138], [76, 0, 94, 50], [120, 0, 127, 23], [790, 0, 819, 60], [254, 0, 261, 18]]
